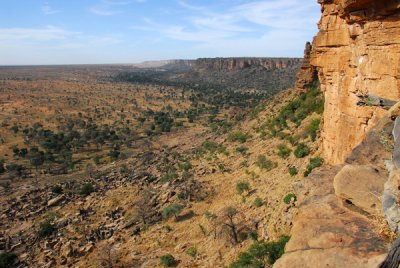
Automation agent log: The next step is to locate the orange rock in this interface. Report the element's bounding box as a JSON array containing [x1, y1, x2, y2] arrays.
[[300, 0, 400, 164]]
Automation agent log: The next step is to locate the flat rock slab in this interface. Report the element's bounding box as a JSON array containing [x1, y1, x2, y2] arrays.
[[274, 167, 389, 268], [334, 165, 386, 215]]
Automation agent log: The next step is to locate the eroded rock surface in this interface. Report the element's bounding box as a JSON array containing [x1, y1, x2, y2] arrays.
[[305, 0, 400, 164], [334, 164, 385, 215], [274, 167, 388, 268]]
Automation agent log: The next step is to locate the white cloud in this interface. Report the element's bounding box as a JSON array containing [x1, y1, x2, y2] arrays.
[[41, 3, 61, 15], [132, 0, 319, 53], [176, 0, 205, 11], [89, 6, 120, 16], [0, 26, 79, 41]]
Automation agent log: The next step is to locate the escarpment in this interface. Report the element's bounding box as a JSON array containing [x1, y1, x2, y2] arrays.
[[304, 0, 400, 164], [276, 0, 400, 267], [194, 57, 301, 72]]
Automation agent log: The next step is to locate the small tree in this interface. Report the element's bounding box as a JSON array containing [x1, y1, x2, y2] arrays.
[[277, 144, 292, 159], [221, 207, 240, 244], [79, 183, 94, 196], [294, 143, 310, 158], [256, 155, 277, 171], [162, 204, 183, 221], [0, 252, 17, 268], [160, 254, 177, 267], [38, 219, 55, 237], [133, 189, 153, 224], [236, 182, 250, 196], [288, 166, 298, 176], [204, 211, 218, 239]]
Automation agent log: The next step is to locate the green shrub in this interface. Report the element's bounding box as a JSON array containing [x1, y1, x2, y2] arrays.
[[256, 155, 277, 171], [79, 183, 94, 195], [253, 197, 264, 208], [51, 185, 63, 194], [178, 162, 192, 172], [304, 157, 324, 177], [202, 140, 227, 155], [248, 230, 258, 241], [283, 193, 296, 204], [236, 146, 249, 155], [0, 252, 17, 268], [38, 220, 55, 237], [186, 247, 197, 257], [230, 236, 290, 267], [202, 140, 219, 153], [294, 143, 310, 158], [160, 254, 177, 267], [240, 161, 250, 167], [306, 118, 321, 141], [277, 144, 292, 159], [161, 173, 178, 183], [236, 182, 250, 195], [288, 166, 298, 176], [228, 131, 251, 143], [162, 204, 183, 221]]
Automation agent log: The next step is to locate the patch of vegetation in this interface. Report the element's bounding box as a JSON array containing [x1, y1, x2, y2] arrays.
[[79, 183, 94, 196], [161, 173, 178, 183], [306, 118, 321, 141], [277, 144, 292, 159], [230, 236, 290, 267], [0, 160, 6, 174], [288, 166, 298, 176], [268, 82, 323, 135], [283, 193, 296, 204], [0, 182, 10, 193], [0, 252, 17, 268], [236, 146, 249, 155], [186, 247, 197, 258], [304, 157, 324, 177], [228, 131, 251, 143], [294, 143, 310, 158], [162, 204, 183, 221], [38, 219, 55, 237], [253, 197, 264, 208], [236, 181, 250, 195], [255, 155, 277, 171], [202, 140, 227, 155], [160, 254, 177, 267], [51, 185, 63, 194], [178, 162, 192, 172]]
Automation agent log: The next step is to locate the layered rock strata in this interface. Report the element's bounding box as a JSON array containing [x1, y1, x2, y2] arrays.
[[194, 58, 301, 71], [308, 0, 400, 164]]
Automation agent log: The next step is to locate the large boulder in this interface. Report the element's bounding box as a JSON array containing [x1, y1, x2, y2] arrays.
[[333, 165, 386, 214]]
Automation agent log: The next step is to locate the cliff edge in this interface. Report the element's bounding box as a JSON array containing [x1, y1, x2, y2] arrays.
[[309, 0, 400, 164], [275, 1, 400, 267]]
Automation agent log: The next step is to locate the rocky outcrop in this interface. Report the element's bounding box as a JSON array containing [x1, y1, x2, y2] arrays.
[[295, 42, 318, 91], [194, 57, 301, 72], [275, 114, 395, 267], [303, 0, 400, 164], [333, 164, 385, 215], [274, 166, 388, 268]]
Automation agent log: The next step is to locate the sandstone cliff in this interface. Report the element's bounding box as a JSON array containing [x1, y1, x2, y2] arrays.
[[307, 0, 400, 164], [194, 57, 301, 72]]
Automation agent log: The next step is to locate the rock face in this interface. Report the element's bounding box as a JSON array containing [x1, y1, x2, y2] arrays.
[[275, 115, 394, 267], [333, 164, 385, 214], [274, 167, 388, 268], [306, 0, 400, 164], [194, 58, 301, 72], [295, 42, 318, 91]]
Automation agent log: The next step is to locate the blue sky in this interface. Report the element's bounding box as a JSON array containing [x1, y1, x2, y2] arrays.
[[0, 0, 320, 65]]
